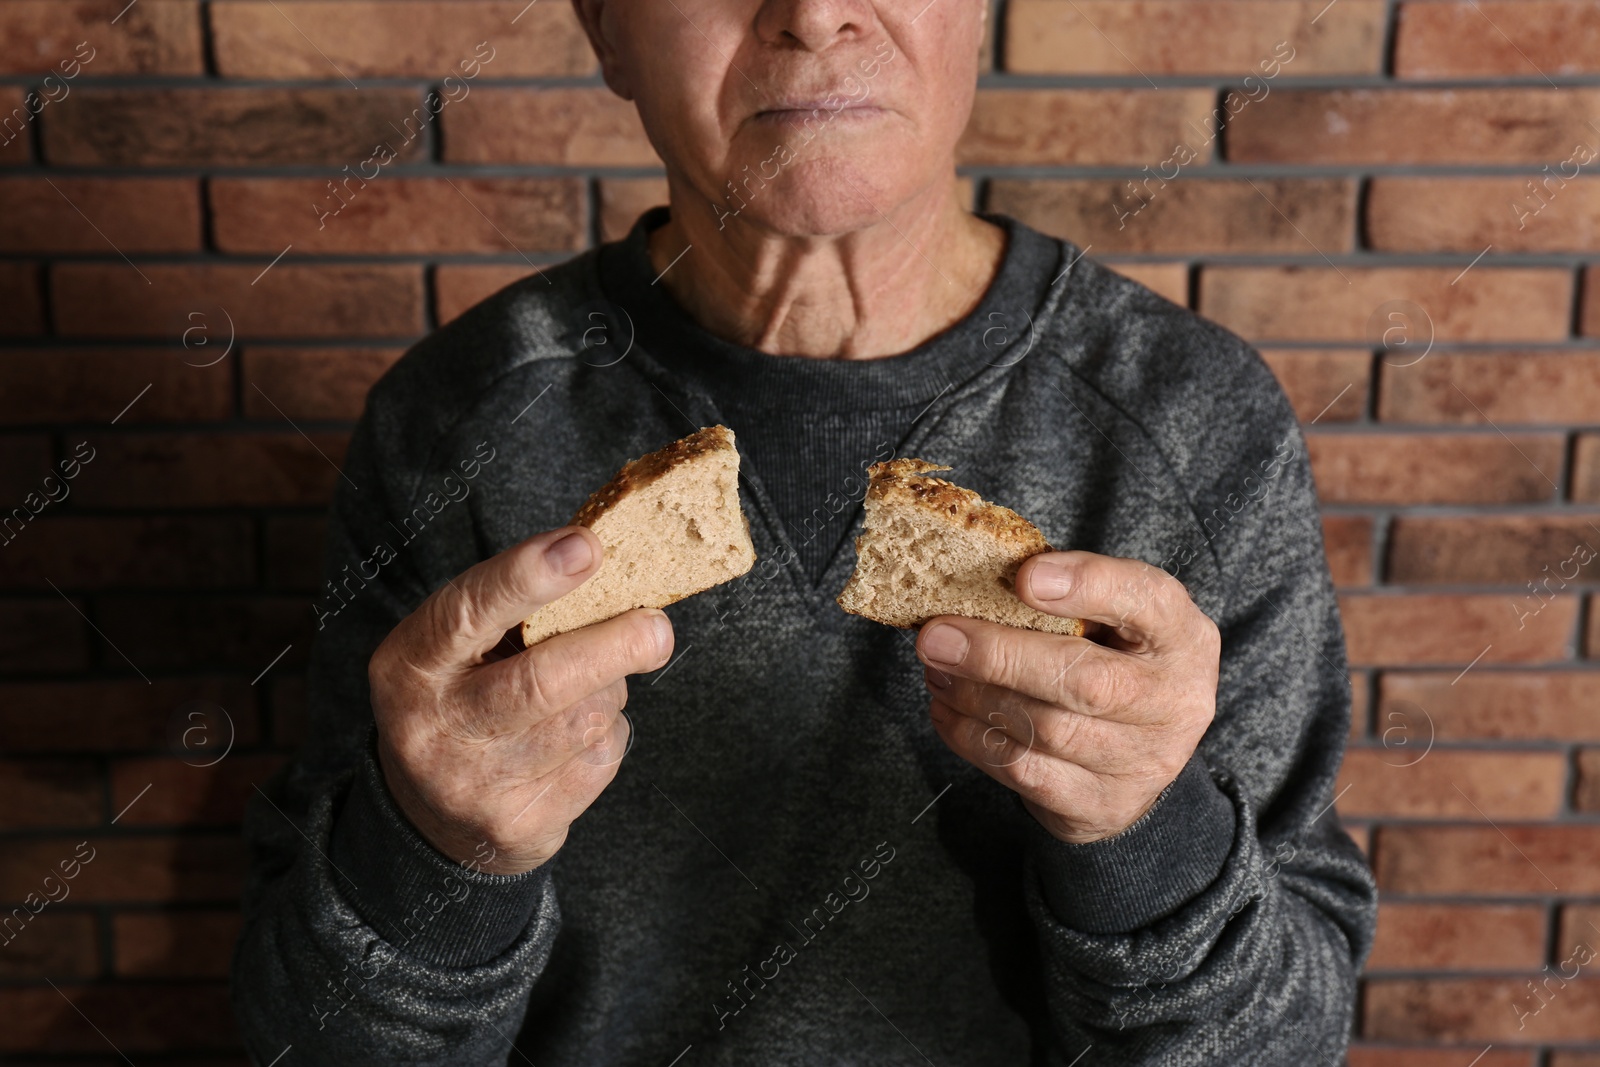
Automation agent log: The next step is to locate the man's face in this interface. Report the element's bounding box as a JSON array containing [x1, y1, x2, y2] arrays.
[[583, 0, 986, 236]]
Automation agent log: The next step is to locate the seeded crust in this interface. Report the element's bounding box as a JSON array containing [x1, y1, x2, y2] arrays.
[[835, 458, 1084, 637], [519, 425, 756, 647]]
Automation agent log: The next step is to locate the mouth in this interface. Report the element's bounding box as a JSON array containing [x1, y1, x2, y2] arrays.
[[752, 102, 886, 126]]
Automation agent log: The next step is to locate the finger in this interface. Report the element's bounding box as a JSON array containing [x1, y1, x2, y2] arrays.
[[405, 526, 605, 672], [917, 614, 1157, 721], [521, 676, 630, 774], [1015, 551, 1200, 653], [503, 711, 634, 839], [928, 695, 1099, 802], [922, 668, 1131, 773], [469, 607, 670, 734]]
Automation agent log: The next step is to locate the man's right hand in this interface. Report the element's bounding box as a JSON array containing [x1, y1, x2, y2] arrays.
[[368, 527, 674, 875]]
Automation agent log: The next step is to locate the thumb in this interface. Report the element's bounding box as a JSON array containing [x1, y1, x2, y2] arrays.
[[408, 526, 602, 671]]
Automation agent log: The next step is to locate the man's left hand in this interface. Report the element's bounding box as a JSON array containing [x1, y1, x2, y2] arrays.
[[916, 551, 1221, 844]]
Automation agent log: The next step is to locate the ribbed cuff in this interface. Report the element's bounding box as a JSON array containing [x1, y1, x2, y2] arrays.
[[1025, 755, 1235, 935], [329, 730, 553, 968]]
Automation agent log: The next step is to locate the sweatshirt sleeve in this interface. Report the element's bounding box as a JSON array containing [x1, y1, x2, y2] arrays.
[[230, 395, 561, 1066], [1021, 415, 1378, 1065]]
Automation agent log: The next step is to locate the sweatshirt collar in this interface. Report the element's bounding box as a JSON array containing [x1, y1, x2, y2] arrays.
[[597, 204, 1062, 412]]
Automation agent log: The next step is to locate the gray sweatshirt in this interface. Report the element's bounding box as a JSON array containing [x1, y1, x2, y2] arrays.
[[232, 207, 1377, 1066]]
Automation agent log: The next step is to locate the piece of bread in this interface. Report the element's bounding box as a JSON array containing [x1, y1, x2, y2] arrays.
[[835, 458, 1084, 637], [519, 425, 757, 647]]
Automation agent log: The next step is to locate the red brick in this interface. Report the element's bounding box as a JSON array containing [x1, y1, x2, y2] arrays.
[[443, 87, 656, 165], [0, 600, 89, 672], [1554, 1055, 1600, 1067], [1005, 0, 1384, 75], [212, 0, 594, 78], [1376, 825, 1600, 894], [1381, 352, 1600, 425], [52, 263, 425, 339], [1383, 671, 1600, 741], [1350, 1051, 1531, 1067], [1389, 516, 1600, 585], [1308, 433, 1563, 504], [1369, 177, 1600, 253], [989, 178, 1354, 255], [434, 264, 546, 325], [1560, 904, 1600, 958], [0, 435, 53, 501], [959, 89, 1217, 166], [1228, 89, 1600, 164], [0, 760, 100, 828], [112, 909, 240, 977], [1350, 670, 1370, 739], [1322, 515, 1373, 587], [1575, 434, 1600, 502], [1336, 748, 1565, 819], [1345, 823, 1370, 856], [0, 348, 231, 424], [1590, 597, 1600, 658], [1339, 594, 1576, 665], [0, 678, 257, 752], [0, 516, 254, 589], [0, 983, 234, 1052], [1577, 749, 1600, 810], [44, 88, 432, 166], [1200, 266, 1572, 343], [0, 262, 43, 334], [0, 1, 201, 74], [1585, 267, 1600, 337], [71, 432, 348, 509], [212, 177, 585, 254], [0, 87, 33, 163], [111, 754, 287, 826], [1258, 349, 1370, 423], [0, 837, 240, 903], [0, 913, 98, 978], [1367, 902, 1547, 970], [0, 177, 200, 252], [93, 596, 312, 672], [1365, 977, 1600, 1042], [241, 347, 402, 422], [264, 516, 327, 591], [1395, 0, 1600, 77], [599, 177, 669, 242], [1103, 263, 1190, 307]]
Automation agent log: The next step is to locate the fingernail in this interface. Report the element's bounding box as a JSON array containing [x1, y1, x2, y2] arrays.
[[547, 531, 593, 575], [924, 665, 951, 690], [1029, 560, 1072, 600], [649, 611, 673, 659], [920, 623, 968, 666]]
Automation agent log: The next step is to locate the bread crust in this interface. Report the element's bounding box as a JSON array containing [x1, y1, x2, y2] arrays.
[[864, 458, 1056, 549], [837, 458, 1084, 638], [518, 423, 752, 649], [568, 424, 735, 529]]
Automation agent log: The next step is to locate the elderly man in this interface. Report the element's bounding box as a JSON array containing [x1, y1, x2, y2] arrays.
[[233, 1, 1376, 1063]]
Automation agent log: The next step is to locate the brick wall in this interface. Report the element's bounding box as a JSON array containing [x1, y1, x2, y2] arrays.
[[0, 0, 1596, 1061]]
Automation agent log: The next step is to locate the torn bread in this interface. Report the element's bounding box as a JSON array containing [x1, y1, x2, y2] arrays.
[[836, 458, 1083, 637], [519, 425, 757, 647]]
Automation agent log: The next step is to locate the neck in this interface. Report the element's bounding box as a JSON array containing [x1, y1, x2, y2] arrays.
[[644, 178, 1006, 361]]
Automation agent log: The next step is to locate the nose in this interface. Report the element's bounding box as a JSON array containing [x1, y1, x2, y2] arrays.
[[755, 0, 874, 51]]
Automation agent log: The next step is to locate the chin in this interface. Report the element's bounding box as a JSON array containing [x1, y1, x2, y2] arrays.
[[716, 156, 923, 238]]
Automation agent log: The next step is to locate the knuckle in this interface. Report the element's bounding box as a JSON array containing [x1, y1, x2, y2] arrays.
[[1076, 658, 1126, 710], [1040, 708, 1081, 755], [985, 636, 1029, 691]]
